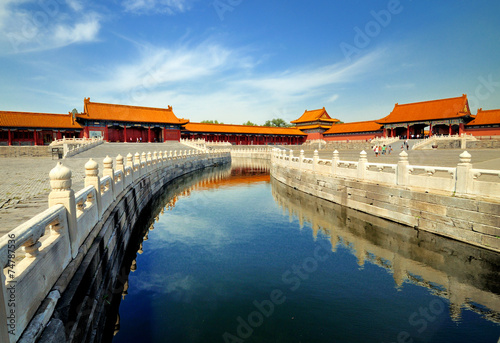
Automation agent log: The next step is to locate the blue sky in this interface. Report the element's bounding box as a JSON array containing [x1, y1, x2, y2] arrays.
[[0, 0, 499, 124]]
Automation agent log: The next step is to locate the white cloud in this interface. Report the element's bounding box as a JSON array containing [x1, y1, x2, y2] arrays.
[[326, 94, 340, 103], [74, 42, 385, 124], [0, 1, 101, 54], [66, 0, 83, 12], [123, 0, 193, 15]]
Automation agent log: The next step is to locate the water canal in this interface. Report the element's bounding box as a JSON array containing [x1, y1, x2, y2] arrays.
[[106, 159, 500, 343]]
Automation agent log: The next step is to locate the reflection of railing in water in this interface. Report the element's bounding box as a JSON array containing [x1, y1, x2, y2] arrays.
[[271, 178, 500, 324]]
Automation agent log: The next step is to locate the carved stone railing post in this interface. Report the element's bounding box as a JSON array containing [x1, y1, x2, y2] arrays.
[[313, 150, 319, 172], [332, 150, 339, 175], [289, 150, 294, 166], [456, 151, 472, 194], [397, 151, 409, 186], [358, 150, 367, 180], [134, 152, 140, 166], [84, 158, 102, 219], [103, 155, 117, 198], [116, 154, 125, 175], [299, 150, 304, 170], [49, 162, 78, 258]]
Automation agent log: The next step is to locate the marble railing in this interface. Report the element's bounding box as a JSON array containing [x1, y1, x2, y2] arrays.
[[0, 148, 230, 343], [272, 148, 500, 199]]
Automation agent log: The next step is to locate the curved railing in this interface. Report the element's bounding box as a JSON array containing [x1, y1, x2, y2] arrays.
[[0, 148, 230, 343]]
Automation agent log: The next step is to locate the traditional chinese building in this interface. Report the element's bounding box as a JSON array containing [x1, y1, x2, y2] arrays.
[[322, 120, 383, 141], [377, 95, 473, 139], [291, 107, 340, 140], [0, 111, 82, 146], [181, 122, 306, 145], [465, 108, 500, 137], [76, 98, 189, 142]]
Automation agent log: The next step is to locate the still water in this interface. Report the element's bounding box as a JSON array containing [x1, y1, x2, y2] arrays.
[[110, 160, 500, 343]]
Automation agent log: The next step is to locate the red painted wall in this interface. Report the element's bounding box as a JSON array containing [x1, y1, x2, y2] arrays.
[[465, 127, 500, 137], [164, 129, 181, 141], [324, 132, 382, 141]]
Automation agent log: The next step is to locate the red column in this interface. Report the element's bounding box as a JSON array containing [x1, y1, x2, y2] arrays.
[[459, 123, 464, 135], [57, 131, 62, 140], [148, 127, 152, 143], [84, 127, 90, 139], [448, 124, 452, 136], [406, 126, 410, 139], [163, 128, 167, 143], [104, 126, 109, 142], [123, 126, 128, 143], [33, 131, 37, 146], [8, 129, 12, 146]]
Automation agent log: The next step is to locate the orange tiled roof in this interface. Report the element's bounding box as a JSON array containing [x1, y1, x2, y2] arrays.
[[296, 124, 333, 130], [79, 98, 189, 125], [183, 122, 306, 136], [0, 111, 82, 129], [291, 108, 340, 124], [323, 120, 383, 135], [466, 108, 500, 126], [377, 95, 471, 124]]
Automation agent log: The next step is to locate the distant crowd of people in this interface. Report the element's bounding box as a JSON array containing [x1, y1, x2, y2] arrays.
[[372, 140, 410, 156]]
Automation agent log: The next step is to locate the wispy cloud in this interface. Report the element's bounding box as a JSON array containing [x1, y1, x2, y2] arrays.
[[74, 42, 386, 124], [0, 1, 101, 54], [66, 0, 84, 12], [123, 0, 194, 15]]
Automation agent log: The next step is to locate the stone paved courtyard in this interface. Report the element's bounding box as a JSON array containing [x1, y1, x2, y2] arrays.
[[0, 142, 499, 236]]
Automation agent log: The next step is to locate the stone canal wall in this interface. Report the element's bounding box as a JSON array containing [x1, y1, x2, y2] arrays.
[[0, 149, 230, 343], [271, 149, 500, 253]]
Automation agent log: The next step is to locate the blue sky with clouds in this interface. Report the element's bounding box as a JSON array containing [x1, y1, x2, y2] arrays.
[[0, 0, 499, 124]]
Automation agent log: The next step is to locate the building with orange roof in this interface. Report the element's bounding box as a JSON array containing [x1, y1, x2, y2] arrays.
[[377, 94, 473, 139], [181, 122, 306, 145], [0, 111, 82, 146], [77, 98, 189, 142], [322, 120, 383, 141], [291, 107, 340, 140], [465, 108, 500, 137]]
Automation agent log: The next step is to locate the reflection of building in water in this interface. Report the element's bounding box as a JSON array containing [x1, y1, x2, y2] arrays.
[[271, 178, 500, 324], [108, 162, 272, 337]]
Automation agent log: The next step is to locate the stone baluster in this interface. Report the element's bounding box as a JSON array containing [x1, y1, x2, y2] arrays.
[[358, 150, 367, 180], [147, 152, 152, 166], [134, 152, 140, 166], [84, 158, 102, 219], [456, 151, 472, 195], [397, 151, 409, 186], [49, 162, 78, 258], [153, 151, 158, 165], [289, 150, 294, 166], [299, 150, 304, 169], [332, 150, 339, 175], [313, 150, 319, 172], [116, 154, 125, 175], [141, 152, 147, 173], [126, 153, 134, 169], [103, 155, 116, 198]]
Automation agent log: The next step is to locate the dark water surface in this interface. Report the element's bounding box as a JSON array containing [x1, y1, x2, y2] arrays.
[[110, 160, 500, 343]]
